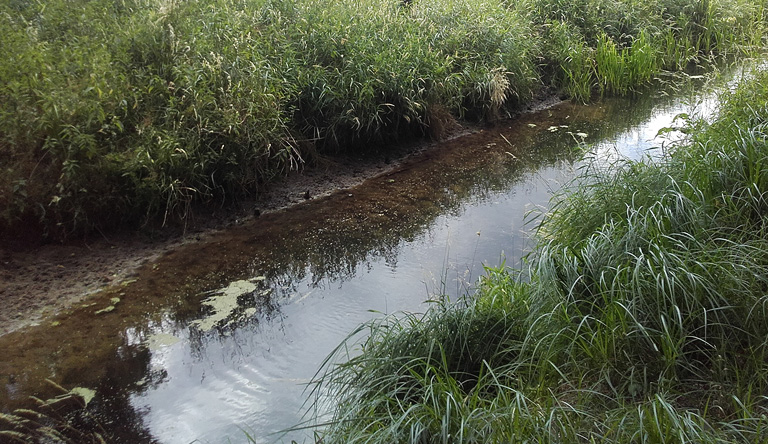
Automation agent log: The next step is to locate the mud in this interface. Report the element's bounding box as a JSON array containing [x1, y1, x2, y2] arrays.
[[0, 96, 564, 339], [0, 101, 588, 425]]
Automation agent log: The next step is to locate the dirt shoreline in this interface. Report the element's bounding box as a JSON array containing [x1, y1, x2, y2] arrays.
[[0, 96, 563, 338]]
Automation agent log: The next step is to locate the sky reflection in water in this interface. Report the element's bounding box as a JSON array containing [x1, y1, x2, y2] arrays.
[[61, 73, 733, 443]]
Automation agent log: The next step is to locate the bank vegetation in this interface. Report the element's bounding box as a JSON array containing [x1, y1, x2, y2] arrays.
[[308, 62, 768, 442], [2, 0, 765, 238]]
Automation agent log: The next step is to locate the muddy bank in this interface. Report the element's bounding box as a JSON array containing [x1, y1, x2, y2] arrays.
[[1, 66, 734, 442], [1, 102, 596, 427], [0, 144, 421, 338], [0, 96, 565, 339]]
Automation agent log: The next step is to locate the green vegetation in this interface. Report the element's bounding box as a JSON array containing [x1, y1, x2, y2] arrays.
[[0, 379, 104, 443], [0, 0, 765, 237], [308, 66, 768, 442]]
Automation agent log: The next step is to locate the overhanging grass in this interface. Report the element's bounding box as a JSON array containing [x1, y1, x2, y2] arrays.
[[307, 66, 768, 443]]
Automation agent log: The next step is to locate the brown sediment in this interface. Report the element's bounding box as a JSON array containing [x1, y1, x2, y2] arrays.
[[0, 96, 564, 340], [0, 67, 734, 442], [0, 97, 581, 412]]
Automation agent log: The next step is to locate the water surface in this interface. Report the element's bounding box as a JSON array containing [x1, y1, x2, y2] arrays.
[[0, 71, 736, 443]]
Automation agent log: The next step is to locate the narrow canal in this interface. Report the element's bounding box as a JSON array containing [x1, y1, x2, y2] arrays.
[[0, 70, 734, 443]]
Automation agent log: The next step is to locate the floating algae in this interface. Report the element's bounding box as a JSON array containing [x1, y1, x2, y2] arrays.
[[94, 305, 115, 314], [69, 387, 96, 406], [120, 278, 138, 287], [94, 297, 121, 315], [191, 279, 265, 331], [43, 386, 96, 408], [146, 333, 181, 350], [244, 307, 258, 317]]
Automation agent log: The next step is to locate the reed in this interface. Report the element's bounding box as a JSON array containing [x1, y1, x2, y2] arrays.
[[0, 0, 764, 237]]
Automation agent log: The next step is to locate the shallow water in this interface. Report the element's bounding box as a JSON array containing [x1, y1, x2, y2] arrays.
[[0, 70, 737, 443]]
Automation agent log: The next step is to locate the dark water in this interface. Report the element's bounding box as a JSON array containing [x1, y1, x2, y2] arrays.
[[0, 70, 737, 443]]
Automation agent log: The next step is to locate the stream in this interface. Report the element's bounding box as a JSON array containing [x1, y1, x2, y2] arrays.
[[0, 68, 739, 443]]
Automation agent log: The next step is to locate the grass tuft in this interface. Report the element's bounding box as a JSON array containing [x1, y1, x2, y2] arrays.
[[307, 64, 768, 444]]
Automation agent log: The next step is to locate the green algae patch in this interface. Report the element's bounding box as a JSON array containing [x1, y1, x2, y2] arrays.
[[94, 305, 115, 314], [146, 333, 181, 350], [43, 386, 96, 408], [94, 296, 121, 314], [69, 387, 96, 406], [191, 279, 264, 331]]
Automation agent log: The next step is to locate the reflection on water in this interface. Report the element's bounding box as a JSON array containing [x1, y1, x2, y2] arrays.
[[0, 71, 736, 443]]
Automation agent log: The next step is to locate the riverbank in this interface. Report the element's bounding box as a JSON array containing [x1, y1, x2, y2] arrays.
[[0, 116, 461, 338], [0, 94, 568, 338], [2, 0, 764, 239], [311, 63, 768, 443]]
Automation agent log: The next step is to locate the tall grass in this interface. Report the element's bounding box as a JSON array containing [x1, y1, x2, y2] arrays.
[[523, 0, 767, 100], [0, 0, 765, 237], [307, 66, 768, 443], [289, 0, 537, 148]]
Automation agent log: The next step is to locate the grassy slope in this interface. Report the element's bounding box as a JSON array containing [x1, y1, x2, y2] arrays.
[[309, 65, 768, 443], [1, 0, 765, 238]]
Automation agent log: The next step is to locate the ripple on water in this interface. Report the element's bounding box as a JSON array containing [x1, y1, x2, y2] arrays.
[[1, 67, 742, 444]]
